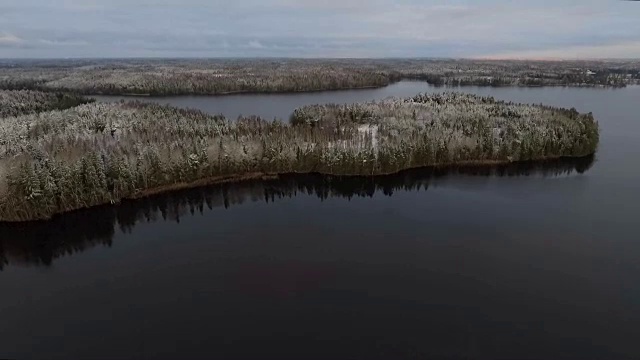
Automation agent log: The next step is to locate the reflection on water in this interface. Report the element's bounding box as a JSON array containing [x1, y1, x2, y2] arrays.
[[0, 156, 594, 270]]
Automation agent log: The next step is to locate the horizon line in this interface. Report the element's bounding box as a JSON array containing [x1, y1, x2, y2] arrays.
[[1, 56, 640, 62]]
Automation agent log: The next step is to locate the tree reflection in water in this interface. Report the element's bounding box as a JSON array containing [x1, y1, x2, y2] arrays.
[[0, 155, 594, 270]]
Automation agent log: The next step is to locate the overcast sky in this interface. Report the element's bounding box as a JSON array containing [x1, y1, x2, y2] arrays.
[[1, 0, 639, 59]]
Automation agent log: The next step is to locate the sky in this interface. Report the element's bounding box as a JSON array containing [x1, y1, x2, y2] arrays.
[[1, 0, 640, 59]]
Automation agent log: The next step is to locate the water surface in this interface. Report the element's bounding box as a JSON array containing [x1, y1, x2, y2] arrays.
[[2, 83, 640, 360]]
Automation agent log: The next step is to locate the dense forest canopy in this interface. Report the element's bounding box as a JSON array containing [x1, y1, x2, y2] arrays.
[[0, 90, 91, 118]]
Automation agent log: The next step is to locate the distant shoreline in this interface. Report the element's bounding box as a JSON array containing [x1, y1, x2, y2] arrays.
[[89, 84, 385, 98], [83, 81, 632, 99]]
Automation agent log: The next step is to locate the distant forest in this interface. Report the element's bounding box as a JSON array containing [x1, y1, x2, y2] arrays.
[[0, 59, 638, 96]]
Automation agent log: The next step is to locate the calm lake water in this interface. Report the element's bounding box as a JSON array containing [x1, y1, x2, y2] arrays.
[[2, 82, 640, 359]]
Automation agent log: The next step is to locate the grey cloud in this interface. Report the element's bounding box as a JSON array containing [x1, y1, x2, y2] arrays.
[[1, 0, 640, 58]]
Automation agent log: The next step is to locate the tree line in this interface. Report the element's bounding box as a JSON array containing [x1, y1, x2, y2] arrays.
[[0, 90, 91, 118]]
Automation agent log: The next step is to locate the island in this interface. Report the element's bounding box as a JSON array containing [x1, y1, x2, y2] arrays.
[[0, 90, 599, 222]]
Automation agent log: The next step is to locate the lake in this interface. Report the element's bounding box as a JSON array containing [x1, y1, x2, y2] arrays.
[[2, 82, 639, 359]]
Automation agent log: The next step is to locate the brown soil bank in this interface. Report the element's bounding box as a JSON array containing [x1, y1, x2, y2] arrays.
[[0, 92, 598, 222]]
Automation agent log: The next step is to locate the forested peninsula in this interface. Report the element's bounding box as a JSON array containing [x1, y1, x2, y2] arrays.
[[0, 90, 598, 222], [1, 59, 638, 96]]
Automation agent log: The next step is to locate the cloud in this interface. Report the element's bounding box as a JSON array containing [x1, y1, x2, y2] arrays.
[[61, 0, 104, 11], [0, 32, 22, 45], [0, 0, 639, 58], [38, 39, 90, 47], [247, 40, 266, 49], [479, 41, 640, 60]]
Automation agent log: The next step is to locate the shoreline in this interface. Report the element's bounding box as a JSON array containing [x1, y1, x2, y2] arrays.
[[0, 155, 594, 224], [52, 82, 633, 99], [87, 84, 388, 98], [93, 83, 627, 99]]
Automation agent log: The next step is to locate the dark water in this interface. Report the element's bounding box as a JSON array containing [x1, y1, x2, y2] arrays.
[[2, 83, 640, 359]]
